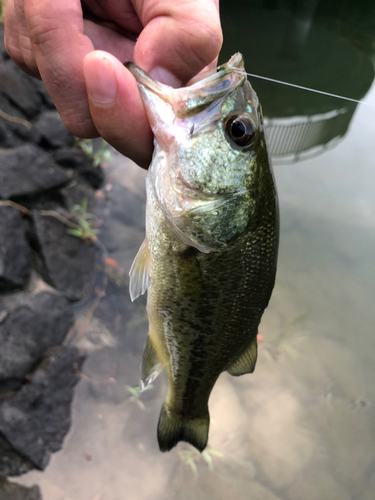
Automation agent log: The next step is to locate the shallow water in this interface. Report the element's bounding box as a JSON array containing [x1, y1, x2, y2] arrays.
[[14, 2, 375, 499]]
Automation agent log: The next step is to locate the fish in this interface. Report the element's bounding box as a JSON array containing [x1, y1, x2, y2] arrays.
[[125, 53, 279, 453]]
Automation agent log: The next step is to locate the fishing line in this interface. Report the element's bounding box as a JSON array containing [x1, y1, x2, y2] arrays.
[[228, 67, 375, 108]]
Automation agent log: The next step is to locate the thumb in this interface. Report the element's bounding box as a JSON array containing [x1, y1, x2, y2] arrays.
[[133, 0, 222, 86]]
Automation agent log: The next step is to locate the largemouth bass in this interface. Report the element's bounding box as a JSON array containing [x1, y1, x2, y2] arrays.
[[126, 53, 279, 453]]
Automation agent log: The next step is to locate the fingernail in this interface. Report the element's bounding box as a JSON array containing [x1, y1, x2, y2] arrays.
[[84, 56, 117, 104], [149, 67, 182, 88]]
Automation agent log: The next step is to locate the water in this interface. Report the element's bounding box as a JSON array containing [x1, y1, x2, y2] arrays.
[[14, 1, 375, 499]]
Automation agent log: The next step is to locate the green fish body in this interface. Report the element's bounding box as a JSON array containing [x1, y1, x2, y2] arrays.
[[126, 54, 279, 452]]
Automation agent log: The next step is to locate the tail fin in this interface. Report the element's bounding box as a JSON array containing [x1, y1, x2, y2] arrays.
[[157, 403, 210, 453]]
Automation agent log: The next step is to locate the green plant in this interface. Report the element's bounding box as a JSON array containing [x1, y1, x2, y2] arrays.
[[126, 385, 153, 410], [67, 199, 99, 242], [178, 446, 224, 476], [76, 138, 112, 167]]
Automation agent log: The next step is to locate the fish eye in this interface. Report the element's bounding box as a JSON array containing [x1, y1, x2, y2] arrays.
[[226, 115, 255, 146]]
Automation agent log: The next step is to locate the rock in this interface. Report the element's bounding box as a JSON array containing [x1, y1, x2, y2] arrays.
[[0, 291, 74, 392], [54, 147, 105, 189], [0, 94, 32, 148], [0, 434, 35, 478], [0, 60, 42, 119], [31, 111, 74, 149], [77, 162, 105, 190], [0, 144, 70, 199], [53, 147, 93, 170], [0, 479, 41, 500], [60, 182, 96, 213], [32, 210, 97, 301], [0, 345, 85, 473], [0, 27, 10, 60], [27, 78, 55, 109], [0, 207, 31, 290]]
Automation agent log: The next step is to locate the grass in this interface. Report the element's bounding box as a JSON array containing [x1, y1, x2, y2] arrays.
[[67, 199, 100, 242], [76, 138, 112, 167]]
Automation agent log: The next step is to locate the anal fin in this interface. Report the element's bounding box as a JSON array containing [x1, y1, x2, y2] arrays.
[[140, 335, 162, 391], [227, 337, 258, 376]]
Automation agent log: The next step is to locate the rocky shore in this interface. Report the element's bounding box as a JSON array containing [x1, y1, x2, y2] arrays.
[[0, 24, 103, 487]]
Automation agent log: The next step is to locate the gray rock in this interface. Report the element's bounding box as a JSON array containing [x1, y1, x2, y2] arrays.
[[0, 207, 31, 290], [0, 345, 85, 473], [31, 111, 74, 150], [27, 77, 55, 109], [60, 182, 96, 212], [0, 479, 41, 500], [0, 60, 42, 119], [0, 291, 74, 392], [54, 147, 105, 189], [77, 163, 105, 190], [32, 211, 96, 301], [0, 27, 10, 60], [0, 94, 32, 148], [53, 147, 92, 170], [0, 144, 69, 199], [0, 434, 35, 478]]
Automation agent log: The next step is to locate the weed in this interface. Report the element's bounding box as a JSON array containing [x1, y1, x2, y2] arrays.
[[77, 138, 112, 167], [126, 385, 153, 410], [178, 446, 224, 476], [67, 199, 100, 242]]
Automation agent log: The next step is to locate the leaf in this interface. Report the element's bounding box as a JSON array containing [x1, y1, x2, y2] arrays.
[[207, 449, 224, 458], [67, 229, 83, 237], [202, 451, 214, 471]]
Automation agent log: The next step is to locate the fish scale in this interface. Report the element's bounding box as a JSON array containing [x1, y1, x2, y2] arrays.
[[126, 53, 279, 452]]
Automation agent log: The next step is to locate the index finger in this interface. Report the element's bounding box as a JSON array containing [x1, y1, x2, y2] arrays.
[[24, 0, 98, 137]]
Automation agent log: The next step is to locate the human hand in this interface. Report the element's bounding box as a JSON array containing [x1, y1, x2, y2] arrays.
[[4, 0, 222, 167]]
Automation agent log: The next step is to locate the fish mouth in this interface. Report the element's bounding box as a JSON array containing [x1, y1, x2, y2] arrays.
[[125, 53, 247, 119]]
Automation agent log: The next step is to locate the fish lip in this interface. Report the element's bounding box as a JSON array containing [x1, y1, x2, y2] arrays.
[[125, 54, 247, 119]]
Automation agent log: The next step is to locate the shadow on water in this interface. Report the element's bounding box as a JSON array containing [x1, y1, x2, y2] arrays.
[[9, 1, 375, 499]]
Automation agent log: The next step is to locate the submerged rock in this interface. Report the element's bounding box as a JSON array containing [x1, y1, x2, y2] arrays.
[[0, 291, 74, 393], [32, 211, 96, 301], [0, 478, 41, 500], [0, 345, 85, 473], [0, 207, 31, 290], [0, 144, 69, 199]]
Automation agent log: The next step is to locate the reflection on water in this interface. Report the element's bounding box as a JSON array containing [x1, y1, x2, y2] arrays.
[[12, 1, 375, 499]]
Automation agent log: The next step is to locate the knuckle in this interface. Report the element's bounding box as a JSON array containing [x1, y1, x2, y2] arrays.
[[60, 111, 98, 139], [183, 17, 223, 69]]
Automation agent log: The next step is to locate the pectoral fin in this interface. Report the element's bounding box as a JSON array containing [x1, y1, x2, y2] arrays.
[[227, 337, 258, 376], [140, 335, 162, 391], [129, 238, 150, 302]]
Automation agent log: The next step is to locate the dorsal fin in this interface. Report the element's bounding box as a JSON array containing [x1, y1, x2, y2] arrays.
[[129, 239, 151, 301]]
